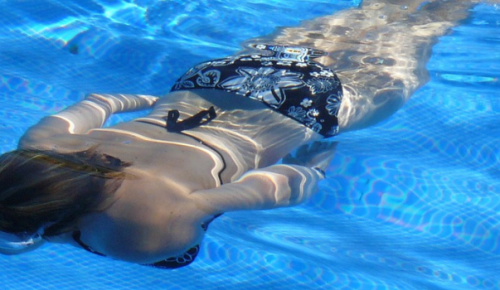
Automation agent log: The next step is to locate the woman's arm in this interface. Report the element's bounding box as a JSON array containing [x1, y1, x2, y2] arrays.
[[191, 164, 324, 213], [18, 94, 158, 147], [191, 141, 336, 213]]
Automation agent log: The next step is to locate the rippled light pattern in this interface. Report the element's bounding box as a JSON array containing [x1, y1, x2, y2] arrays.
[[0, 1, 499, 290]]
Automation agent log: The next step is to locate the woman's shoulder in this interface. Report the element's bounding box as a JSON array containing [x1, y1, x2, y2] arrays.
[[75, 174, 206, 264], [19, 128, 98, 152]]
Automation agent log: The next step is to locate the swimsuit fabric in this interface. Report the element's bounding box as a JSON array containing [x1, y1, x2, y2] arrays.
[[170, 45, 343, 137]]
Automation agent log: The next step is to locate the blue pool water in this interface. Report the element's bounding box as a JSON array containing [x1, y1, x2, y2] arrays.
[[0, 1, 499, 289]]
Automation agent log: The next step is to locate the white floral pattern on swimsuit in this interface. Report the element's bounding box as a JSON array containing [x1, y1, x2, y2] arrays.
[[220, 67, 304, 108], [326, 94, 342, 116]]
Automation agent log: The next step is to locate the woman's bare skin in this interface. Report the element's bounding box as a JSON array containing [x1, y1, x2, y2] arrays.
[[4, 0, 494, 266], [17, 90, 323, 263]]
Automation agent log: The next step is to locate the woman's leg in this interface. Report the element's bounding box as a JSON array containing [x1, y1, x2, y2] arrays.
[[243, 0, 485, 132]]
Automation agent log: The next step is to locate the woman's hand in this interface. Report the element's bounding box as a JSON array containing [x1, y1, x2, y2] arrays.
[[282, 141, 337, 174]]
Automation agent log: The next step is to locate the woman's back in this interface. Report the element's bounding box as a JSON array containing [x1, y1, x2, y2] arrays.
[[14, 88, 323, 266]]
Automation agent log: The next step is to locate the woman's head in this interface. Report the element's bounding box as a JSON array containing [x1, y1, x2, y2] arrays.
[[0, 148, 130, 245]]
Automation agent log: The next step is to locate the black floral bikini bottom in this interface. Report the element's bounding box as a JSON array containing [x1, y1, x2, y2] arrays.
[[170, 44, 344, 138]]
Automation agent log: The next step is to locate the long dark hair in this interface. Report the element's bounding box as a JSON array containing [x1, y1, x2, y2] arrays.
[[0, 147, 131, 237]]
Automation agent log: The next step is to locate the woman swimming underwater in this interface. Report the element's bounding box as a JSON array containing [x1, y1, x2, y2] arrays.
[[0, 0, 495, 268]]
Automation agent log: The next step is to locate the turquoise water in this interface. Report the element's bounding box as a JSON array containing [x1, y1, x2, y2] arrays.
[[0, 1, 499, 289]]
